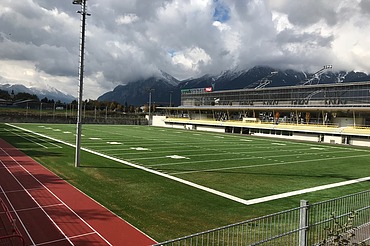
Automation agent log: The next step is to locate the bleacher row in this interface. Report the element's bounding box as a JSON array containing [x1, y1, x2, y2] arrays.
[[164, 118, 370, 135]]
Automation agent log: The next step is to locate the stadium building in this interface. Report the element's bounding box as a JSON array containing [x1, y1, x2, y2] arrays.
[[155, 81, 370, 147]]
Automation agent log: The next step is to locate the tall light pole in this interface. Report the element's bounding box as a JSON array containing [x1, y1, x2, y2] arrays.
[[73, 0, 90, 167], [148, 89, 154, 125], [169, 90, 173, 107]]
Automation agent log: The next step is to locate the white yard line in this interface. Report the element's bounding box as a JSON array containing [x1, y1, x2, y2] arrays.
[[147, 149, 356, 167], [122, 146, 322, 158], [170, 153, 370, 175]]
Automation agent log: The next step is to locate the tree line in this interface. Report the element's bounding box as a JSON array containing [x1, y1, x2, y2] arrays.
[[0, 89, 150, 113]]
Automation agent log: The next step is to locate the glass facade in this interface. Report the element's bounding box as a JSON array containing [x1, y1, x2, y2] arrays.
[[181, 82, 370, 108]]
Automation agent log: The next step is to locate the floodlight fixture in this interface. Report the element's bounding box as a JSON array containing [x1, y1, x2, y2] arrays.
[[72, 0, 84, 5]]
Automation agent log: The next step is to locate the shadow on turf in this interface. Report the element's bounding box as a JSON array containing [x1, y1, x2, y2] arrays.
[[21, 150, 63, 158], [79, 165, 134, 170]]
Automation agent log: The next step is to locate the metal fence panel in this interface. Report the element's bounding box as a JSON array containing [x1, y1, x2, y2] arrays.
[[154, 190, 370, 246]]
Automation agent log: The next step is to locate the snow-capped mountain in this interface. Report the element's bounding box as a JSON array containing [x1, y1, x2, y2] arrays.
[[0, 83, 76, 103], [98, 67, 370, 106], [98, 72, 180, 106]]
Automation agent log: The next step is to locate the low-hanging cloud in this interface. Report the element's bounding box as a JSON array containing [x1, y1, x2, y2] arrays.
[[0, 0, 369, 99]]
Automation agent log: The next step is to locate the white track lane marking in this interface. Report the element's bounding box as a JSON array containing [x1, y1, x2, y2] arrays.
[[0, 147, 113, 246], [0, 184, 36, 245], [15, 203, 64, 213], [5, 124, 156, 243], [0, 157, 74, 245]]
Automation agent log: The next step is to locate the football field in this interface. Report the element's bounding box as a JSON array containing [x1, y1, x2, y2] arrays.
[[1, 123, 370, 241]]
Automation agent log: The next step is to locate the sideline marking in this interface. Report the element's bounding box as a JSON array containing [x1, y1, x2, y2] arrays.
[[245, 177, 370, 205], [6, 124, 370, 206]]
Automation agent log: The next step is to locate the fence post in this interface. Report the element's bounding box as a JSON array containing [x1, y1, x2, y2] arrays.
[[299, 200, 309, 246]]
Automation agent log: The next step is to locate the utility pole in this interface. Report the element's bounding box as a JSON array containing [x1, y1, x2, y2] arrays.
[[73, 0, 90, 167], [148, 89, 154, 125]]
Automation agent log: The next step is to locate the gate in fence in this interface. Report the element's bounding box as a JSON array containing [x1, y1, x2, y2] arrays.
[[154, 190, 370, 246]]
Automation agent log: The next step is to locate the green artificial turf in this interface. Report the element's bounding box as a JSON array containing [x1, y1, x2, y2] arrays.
[[1, 123, 369, 242]]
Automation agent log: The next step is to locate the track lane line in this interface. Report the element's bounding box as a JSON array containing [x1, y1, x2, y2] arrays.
[[0, 185, 36, 245], [0, 156, 74, 245], [0, 146, 113, 246]]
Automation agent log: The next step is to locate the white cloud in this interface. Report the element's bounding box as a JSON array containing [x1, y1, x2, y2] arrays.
[[115, 13, 139, 25], [171, 47, 211, 72], [0, 0, 370, 99], [212, 21, 231, 31]]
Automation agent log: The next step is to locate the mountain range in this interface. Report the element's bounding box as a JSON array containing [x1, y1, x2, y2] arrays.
[[0, 83, 76, 103], [98, 66, 370, 106], [2, 67, 370, 106]]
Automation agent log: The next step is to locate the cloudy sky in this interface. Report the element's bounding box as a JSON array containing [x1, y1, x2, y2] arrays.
[[1, 0, 370, 99]]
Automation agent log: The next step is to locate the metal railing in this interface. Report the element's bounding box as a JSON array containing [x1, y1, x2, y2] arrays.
[[154, 190, 370, 246], [0, 198, 25, 246]]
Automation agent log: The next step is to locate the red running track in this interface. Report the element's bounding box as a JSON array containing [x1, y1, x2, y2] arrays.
[[0, 139, 157, 246]]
